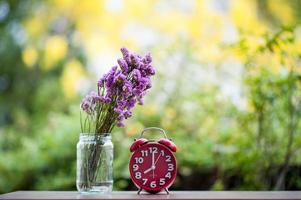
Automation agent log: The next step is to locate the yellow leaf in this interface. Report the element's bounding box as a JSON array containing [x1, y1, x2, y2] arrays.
[[24, 17, 44, 37], [61, 59, 85, 99], [43, 36, 68, 71], [22, 46, 38, 68], [267, 0, 295, 25]]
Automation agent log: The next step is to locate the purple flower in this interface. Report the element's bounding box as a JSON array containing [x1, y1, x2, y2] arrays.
[[114, 107, 123, 114], [104, 96, 111, 103], [90, 91, 98, 99], [80, 91, 99, 113], [117, 58, 128, 73], [114, 73, 126, 84], [98, 77, 105, 88], [132, 69, 141, 81], [126, 98, 136, 109], [122, 81, 133, 95], [117, 121, 125, 127], [97, 95, 111, 103], [124, 111, 132, 118], [120, 47, 129, 58], [141, 77, 150, 84], [117, 100, 126, 109], [143, 53, 152, 64], [105, 73, 115, 89], [138, 97, 144, 105], [145, 82, 152, 89], [121, 47, 131, 64], [130, 54, 140, 66], [81, 47, 155, 131], [117, 114, 125, 121], [145, 65, 155, 76], [80, 101, 91, 112], [133, 88, 142, 96]]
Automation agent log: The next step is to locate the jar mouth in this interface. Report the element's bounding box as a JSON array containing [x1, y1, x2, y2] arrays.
[[80, 133, 111, 136], [79, 133, 111, 140]]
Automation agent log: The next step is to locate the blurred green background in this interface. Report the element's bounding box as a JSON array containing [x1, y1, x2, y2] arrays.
[[1, 0, 301, 193]]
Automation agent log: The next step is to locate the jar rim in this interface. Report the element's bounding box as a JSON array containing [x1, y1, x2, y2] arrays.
[[79, 133, 111, 139]]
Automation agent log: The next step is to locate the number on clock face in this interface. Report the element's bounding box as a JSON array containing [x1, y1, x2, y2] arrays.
[[129, 143, 177, 192]]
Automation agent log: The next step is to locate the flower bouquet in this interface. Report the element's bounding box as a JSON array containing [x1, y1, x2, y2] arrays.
[[76, 47, 155, 193]]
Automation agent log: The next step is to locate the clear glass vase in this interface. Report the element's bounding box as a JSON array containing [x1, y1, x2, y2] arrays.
[[76, 133, 113, 193]]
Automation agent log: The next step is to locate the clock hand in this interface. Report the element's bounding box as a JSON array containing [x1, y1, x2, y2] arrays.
[[151, 151, 155, 167], [143, 166, 155, 174], [152, 153, 162, 178], [152, 167, 155, 178], [154, 154, 161, 166], [144, 151, 156, 174]]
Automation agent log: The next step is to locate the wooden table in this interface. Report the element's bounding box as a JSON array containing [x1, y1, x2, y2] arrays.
[[0, 191, 301, 200]]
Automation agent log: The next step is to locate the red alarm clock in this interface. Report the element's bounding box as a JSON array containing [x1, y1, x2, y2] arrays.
[[129, 127, 177, 194]]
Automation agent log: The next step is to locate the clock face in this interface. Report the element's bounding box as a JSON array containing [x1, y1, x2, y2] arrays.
[[129, 142, 177, 192]]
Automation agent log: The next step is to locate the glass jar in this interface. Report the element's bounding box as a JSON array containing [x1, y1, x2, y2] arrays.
[[76, 133, 113, 193]]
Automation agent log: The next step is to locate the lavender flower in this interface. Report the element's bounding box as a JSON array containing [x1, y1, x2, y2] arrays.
[[132, 69, 141, 81], [117, 58, 128, 74], [126, 98, 136, 109], [130, 54, 140, 66], [143, 53, 152, 64], [80, 91, 99, 114], [80, 47, 155, 133], [121, 47, 131, 64]]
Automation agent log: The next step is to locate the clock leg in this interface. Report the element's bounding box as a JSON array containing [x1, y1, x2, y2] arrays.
[[164, 188, 169, 194], [137, 188, 142, 195]]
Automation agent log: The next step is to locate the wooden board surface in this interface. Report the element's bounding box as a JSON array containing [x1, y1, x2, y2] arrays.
[[1, 191, 301, 200]]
